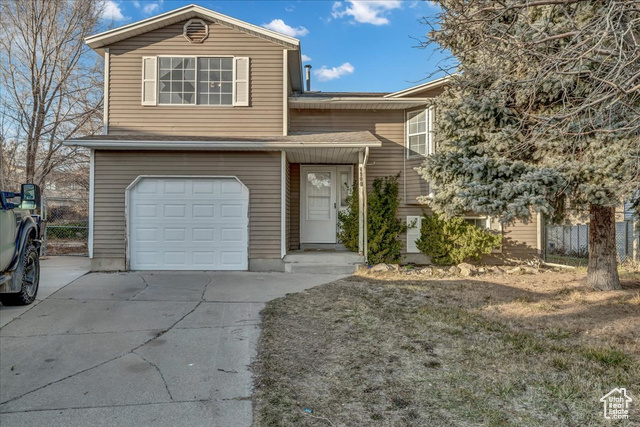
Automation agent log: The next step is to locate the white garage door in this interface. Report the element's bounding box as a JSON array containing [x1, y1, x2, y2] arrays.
[[129, 177, 249, 270]]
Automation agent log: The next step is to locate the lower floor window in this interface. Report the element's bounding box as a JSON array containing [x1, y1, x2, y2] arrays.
[[464, 217, 490, 229]]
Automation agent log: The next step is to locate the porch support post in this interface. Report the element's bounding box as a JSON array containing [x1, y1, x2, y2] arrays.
[[358, 151, 365, 256], [358, 147, 369, 261], [281, 150, 287, 258]]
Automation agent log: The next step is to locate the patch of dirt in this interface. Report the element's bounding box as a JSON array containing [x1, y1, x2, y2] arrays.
[[45, 239, 88, 255], [252, 270, 640, 426]]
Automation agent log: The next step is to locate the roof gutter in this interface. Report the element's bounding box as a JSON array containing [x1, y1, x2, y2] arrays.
[[289, 97, 431, 104], [64, 140, 382, 150]]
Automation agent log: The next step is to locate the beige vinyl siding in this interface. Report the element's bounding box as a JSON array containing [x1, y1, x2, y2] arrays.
[[107, 21, 283, 136], [93, 150, 282, 263], [405, 156, 429, 205], [290, 109, 405, 185], [289, 163, 300, 250], [503, 220, 539, 259]]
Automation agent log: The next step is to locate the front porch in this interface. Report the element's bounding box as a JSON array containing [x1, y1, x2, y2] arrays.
[[282, 144, 371, 270], [284, 250, 364, 274]]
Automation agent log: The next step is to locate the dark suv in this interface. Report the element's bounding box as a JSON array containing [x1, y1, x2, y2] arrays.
[[0, 184, 42, 305]]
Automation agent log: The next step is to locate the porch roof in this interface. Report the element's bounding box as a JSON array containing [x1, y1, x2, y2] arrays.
[[65, 131, 381, 163]]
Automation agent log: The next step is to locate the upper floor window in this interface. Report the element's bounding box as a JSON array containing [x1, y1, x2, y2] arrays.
[[407, 106, 435, 158], [157, 57, 234, 106], [142, 56, 249, 107]]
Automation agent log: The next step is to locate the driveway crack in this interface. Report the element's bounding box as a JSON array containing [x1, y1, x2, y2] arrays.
[[0, 299, 203, 406], [126, 274, 150, 300], [133, 352, 174, 401]]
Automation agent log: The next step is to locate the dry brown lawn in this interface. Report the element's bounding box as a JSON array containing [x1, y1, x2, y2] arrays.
[[252, 269, 640, 426]]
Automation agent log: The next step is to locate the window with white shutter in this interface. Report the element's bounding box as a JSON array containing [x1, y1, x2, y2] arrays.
[[233, 57, 250, 106], [141, 57, 157, 106], [142, 56, 250, 107], [406, 216, 422, 253]]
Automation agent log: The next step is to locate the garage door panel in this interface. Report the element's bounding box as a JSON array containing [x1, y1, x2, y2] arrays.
[[129, 177, 249, 270], [193, 228, 215, 242], [193, 204, 215, 218]]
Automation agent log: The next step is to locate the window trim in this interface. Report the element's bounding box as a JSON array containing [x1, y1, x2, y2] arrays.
[[406, 106, 435, 159], [155, 55, 236, 108], [463, 216, 491, 230]]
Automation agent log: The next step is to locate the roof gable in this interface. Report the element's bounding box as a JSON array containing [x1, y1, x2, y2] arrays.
[[86, 4, 300, 53]]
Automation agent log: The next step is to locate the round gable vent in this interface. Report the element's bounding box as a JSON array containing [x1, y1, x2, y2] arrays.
[[183, 19, 209, 43]]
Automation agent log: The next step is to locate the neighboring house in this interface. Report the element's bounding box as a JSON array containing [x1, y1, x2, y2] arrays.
[[65, 4, 541, 272]]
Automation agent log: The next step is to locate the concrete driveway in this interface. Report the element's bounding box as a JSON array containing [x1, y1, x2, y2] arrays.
[[0, 256, 91, 328], [0, 271, 344, 427]]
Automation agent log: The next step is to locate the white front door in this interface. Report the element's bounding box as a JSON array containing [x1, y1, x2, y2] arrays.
[[301, 166, 352, 244]]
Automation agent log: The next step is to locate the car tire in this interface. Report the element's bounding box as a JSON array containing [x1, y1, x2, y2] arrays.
[[0, 243, 40, 306]]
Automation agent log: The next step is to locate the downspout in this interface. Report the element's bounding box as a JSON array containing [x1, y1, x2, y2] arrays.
[[103, 48, 109, 134], [362, 146, 370, 264]]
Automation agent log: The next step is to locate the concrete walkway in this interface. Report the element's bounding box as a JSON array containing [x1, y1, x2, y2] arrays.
[[0, 271, 344, 427], [0, 256, 91, 328]]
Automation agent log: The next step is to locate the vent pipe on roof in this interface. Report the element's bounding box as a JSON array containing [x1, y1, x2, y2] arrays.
[[304, 64, 312, 92]]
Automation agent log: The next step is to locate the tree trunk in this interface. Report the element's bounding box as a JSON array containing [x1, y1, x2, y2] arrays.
[[587, 204, 621, 290]]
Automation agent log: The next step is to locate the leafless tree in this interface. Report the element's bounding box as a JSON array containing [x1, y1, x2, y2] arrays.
[[0, 0, 104, 189]]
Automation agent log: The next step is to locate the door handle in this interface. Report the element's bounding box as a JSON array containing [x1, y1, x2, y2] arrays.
[[334, 202, 336, 208]]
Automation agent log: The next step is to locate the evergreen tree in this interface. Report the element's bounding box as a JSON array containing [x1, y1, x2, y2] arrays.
[[418, 1, 640, 290]]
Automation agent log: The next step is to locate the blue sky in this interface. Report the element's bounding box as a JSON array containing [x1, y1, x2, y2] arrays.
[[101, 0, 449, 93]]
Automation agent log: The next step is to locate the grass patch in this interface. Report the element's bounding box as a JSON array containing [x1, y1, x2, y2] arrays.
[[583, 347, 633, 368], [252, 273, 640, 426]]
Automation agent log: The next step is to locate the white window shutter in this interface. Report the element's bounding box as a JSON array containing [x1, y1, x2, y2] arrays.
[[233, 57, 250, 106], [406, 216, 422, 253], [141, 57, 157, 106]]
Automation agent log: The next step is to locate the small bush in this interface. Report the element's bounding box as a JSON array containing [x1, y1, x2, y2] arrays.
[[415, 213, 502, 265], [338, 174, 409, 264], [337, 182, 360, 253]]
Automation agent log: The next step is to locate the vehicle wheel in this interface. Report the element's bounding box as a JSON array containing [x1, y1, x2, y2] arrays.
[[0, 244, 40, 306]]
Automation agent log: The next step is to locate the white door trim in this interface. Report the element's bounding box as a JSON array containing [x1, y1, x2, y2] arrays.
[[124, 175, 250, 271], [300, 165, 352, 244]]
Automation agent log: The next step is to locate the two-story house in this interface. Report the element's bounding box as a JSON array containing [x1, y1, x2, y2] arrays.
[[66, 4, 542, 272]]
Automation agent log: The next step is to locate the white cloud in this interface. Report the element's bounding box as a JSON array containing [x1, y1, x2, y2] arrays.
[[262, 19, 309, 37], [332, 0, 402, 25], [314, 62, 354, 81], [301, 54, 312, 62], [285, 5, 295, 12], [101, 0, 126, 21], [131, 0, 162, 15], [142, 2, 160, 15]]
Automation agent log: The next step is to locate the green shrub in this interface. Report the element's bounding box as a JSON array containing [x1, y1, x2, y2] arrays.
[[338, 174, 409, 264], [337, 182, 360, 252], [415, 213, 502, 265]]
